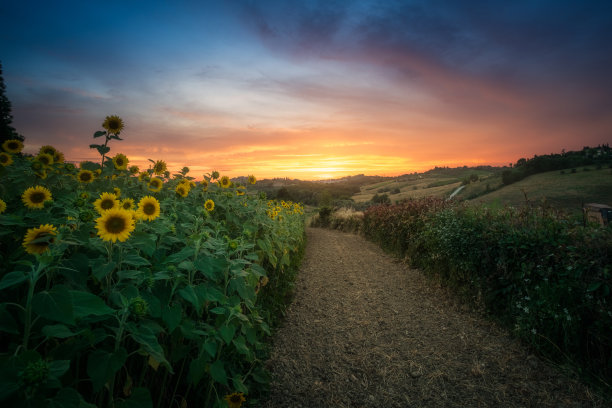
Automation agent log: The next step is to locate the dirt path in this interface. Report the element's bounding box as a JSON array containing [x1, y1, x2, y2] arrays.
[[261, 228, 604, 408]]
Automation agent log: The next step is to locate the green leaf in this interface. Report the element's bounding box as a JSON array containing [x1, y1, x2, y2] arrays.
[[232, 374, 249, 394], [122, 253, 151, 267], [204, 340, 217, 358], [178, 286, 201, 313], [93, 131, 106, 138], [232, 335, 249, 355], [49, 360, 71, 379], [87, 348, 127, 392], [0, 271, 27, 290], [130, 232, 157, 257], [587, 281, 602, 292], [115, 387, 153, 408], [70, 290, 114, 318], [219, 325, 236, 345], [0, 304, 19, 334], [48, 387, 81, 408], [32, 286, 75, 325], [42, 324, 78, 338], [187, 354, 208, 386], [91, 261, 116, 281], [209, 360, 227, 386], [127, 323, 172, 372], [97, 146, 111, 155], [161, 303, 182, 333], [194, 256, 227, 281], [166, 247, 195, 264]]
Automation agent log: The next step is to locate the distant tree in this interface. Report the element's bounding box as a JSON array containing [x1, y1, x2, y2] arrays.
[[371, 193, 391, 205], [0, 61, 24, 144], [276, 187, 293, 201]]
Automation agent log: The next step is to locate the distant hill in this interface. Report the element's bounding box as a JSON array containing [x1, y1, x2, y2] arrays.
[[464, 166, 612, 216]]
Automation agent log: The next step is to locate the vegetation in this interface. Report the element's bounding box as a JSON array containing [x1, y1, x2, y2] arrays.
[[0, 61, 24, 145], [0, 118, 306, 408], [361, 198, 611, 392]]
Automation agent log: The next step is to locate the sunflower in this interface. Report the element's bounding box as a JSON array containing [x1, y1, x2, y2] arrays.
[[2, 139, 23, 154], [0, 152, 13, 166], [152, 160, 167, 175], [95, 208, 135, 242], [220, 176, 230, 188], [175, 184, 189, 198], [22, 224, 57, 255], [113, 187, 121, 197], [248, 174, 256, 185], [0, 198, 6, 214], [211, 170, 219, 180], [102, 115, 124, 134], [236, 186, 246, 196], [129, 165, 139, 174], [148, 177, 163, 192], [137, 196, 161, 221], [204, 199, 215, 212], [53, 150, 65, 163], [79, 191, 90, 200], [22, 186, 53, 209], [39, 145, 58, 157], [93, 192, 120, 214], [138, 172, 149, 182], [36, 153, 54, 167], [120, 198, 135, 210], [224, 392, 246, 408], [200, 179, 209, 191], [112, 153, 129, 170], [77, 169, 94, 183]]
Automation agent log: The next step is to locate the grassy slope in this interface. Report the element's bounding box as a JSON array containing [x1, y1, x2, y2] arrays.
[[466, 167, 612, 215]]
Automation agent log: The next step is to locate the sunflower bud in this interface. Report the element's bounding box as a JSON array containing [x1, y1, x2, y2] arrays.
[[19, 359, 50, 387], [129, 297, 148, 318]]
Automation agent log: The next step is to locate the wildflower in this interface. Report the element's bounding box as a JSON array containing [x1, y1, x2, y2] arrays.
[[220, 176, 230, 188], [112, 153, 129, 170], [0, 198, 6, 214], [248, 174, 256, 184], [148, 177, 163, 192], [2, 139, 23, 154], [137, 196, 161, 221], [102, 115, 124, 134], [22, 186, 53, 209], [129, 165, 139, 174], [152, 160, 167, 175], [175, 184, 189, 197], [121, 198, 135, 210], [93, 192, 120, 214], [204, 199, 215, 212], [224, 392, 246, 408], [95, 208, 135, 242], [77, 169, 95, 183], [0, 152, 13, 166], [23, 224, 57, 254]]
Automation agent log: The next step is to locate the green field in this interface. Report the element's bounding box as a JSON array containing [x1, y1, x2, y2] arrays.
[[464, 167, 612, 216]]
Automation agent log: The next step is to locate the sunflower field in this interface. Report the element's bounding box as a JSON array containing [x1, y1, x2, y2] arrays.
[[0, 118, 306, 408]]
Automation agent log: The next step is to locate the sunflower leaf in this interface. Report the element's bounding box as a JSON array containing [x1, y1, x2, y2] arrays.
[[93, 131, 106, 138]]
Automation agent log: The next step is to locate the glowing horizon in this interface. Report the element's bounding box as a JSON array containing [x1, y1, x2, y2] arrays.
[[2, 1, 611, 181]]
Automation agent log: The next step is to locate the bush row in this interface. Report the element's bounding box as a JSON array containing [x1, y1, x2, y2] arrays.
[[362, 198, 611, 386]]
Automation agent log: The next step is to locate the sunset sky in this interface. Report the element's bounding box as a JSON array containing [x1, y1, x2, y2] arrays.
[[1, 0, 611, 180]]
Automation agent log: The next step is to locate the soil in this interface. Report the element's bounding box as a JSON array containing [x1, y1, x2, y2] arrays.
[[260, 228, 607, 408]]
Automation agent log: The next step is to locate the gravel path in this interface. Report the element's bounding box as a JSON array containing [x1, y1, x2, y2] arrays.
[[261, 228, 604, 408]]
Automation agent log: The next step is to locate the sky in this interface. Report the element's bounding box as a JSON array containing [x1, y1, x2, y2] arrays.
[[1, 0, 611, 180]]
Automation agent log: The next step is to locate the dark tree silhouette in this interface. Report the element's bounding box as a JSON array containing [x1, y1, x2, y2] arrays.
[[0, 61, 24, 144]]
